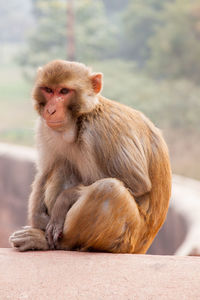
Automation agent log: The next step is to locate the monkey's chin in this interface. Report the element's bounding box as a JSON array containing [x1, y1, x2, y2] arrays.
[[46, 121, 66, 131]]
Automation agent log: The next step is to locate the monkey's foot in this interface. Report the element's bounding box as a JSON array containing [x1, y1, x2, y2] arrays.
[[9, 227, 49, 252], [45, 220, 63, 249]]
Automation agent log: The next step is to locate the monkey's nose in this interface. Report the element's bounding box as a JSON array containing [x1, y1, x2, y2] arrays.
[[47, 105, 56, 115]]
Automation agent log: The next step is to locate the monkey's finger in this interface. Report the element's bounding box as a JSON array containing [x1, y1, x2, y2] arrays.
[[10, 229, 32, 239], [10, 237, 30, 248], [10, 235, 40, 252], [9, 234, 27, 243], [10, 231, 27, 239], [53, 229, 63, 247], [15, 240, 34, 252], [45, 226, 55, 249], [23, 226, 31, 230], [46, 222, 51, 233], [18, 243, 33, 252]]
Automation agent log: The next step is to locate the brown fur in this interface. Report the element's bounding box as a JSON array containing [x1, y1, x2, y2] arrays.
[[9, 60, 171, 253]]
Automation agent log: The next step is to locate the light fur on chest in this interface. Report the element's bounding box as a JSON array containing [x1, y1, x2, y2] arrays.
[[39, 125, 104, 211], [45, 123, 103, 181]]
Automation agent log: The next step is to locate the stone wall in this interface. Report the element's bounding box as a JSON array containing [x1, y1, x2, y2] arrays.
[[0, 143, 36, 247], [1, 143, 200, 255]]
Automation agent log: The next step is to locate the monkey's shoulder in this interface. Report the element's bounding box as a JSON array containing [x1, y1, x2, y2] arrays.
[[78, 96, 168, 168], [81, 96, 160, 142]]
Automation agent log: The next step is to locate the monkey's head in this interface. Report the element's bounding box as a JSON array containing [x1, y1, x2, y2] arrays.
[[32, 60, 103, 131]]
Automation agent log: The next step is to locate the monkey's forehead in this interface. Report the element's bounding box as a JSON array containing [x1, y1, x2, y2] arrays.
[[37, 60, 92, 83]]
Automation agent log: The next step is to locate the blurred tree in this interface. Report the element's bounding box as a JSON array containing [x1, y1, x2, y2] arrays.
[[75, 0, 116, 61], [67, 0, 75, 61], [92, 60, 200, 131], [102, 0, 129, 14], [18, 0, 116, 79], [18, 0, 66, 79], [123, 0, 173, 66], [148, 0, 200, 83]]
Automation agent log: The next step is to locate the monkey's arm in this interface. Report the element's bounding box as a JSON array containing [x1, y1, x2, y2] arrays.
[[97, 134, 152, 198], [113, 144, 151, 197], [92, 104, 152, 198], [45, 186, 81, 248], [28, 173, 50, 230]]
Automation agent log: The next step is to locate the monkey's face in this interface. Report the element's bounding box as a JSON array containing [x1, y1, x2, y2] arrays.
[[33, 60, 103, 131], [39, 86, 75, 130]]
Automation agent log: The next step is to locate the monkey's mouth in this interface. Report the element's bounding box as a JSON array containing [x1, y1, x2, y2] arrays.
[[46, 120, 65, 128], [47, 120, 64, 124]]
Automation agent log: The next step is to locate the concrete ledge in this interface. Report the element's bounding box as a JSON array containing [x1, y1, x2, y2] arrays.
[[0, 249, 200, 300]]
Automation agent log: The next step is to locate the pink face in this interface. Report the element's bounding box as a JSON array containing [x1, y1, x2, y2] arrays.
[[40, 86, 74, 129]]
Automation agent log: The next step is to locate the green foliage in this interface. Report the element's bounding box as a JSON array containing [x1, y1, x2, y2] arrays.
[[102, 0, 129, 14], [18, 0, 67, 79], [16, 0, 200, 84], [91, 60, 200, 130], [0, 63, 34, 145], [148, 0, 200, 82], [75, 0, 116, 61], [0, 128, 34, 146], [0, 63, 30, 101], [123, 0, 172, 65], [18, 0, 116, 79]]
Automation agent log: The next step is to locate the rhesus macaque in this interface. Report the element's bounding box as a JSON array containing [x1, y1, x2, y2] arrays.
[[9, 60, 171, 253]]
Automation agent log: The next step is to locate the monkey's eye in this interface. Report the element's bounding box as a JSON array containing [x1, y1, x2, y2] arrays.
[[60, 88, 70, 95], [40, 102, 45, 107], [44, 87, 53, 93]]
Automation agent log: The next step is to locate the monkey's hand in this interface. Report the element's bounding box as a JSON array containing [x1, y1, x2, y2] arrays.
[[45, 216, 65, 249], [9, 226, 49, 252], [45, 186, 79, 249]]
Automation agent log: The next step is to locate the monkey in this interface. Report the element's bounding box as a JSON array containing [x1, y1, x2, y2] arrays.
[[9, 60, 171, 253]]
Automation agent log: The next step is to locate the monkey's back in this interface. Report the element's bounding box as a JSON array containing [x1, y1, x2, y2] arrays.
[[85, 96, 171, 253]]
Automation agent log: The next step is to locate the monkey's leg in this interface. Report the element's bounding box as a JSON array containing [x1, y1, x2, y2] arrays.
[[59, 178, 143, 253], [45, 186, 81, 249], [9, 227, 49, 252]]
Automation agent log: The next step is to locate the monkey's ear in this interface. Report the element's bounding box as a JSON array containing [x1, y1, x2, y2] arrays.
[[90, 73, 103, 94]]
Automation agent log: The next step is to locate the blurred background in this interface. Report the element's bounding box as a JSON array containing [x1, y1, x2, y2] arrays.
[[0, 0, 200, 253]]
